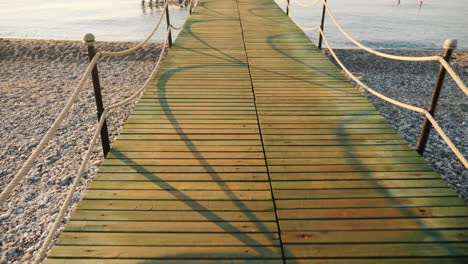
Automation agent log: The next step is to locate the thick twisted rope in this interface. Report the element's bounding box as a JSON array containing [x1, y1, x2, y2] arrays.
[[30, 2, 187, 261], [292, 0, 321, 8], [170, 9, 191, 30], [170, 21, 186, 30], [291, 0, 468, 96], [169, 0, 195, 30], [321, 0, 440, 62], [32, 108, 109, 264], [0, 55, 100, 205], [0, 0, 178, 206], [438, 58, 468, 96], [1, 0, 194, 261], [109, 31, 170, 110], [291, 17, 320, 31], [33, 29, 171, 263], [318, 28, 467, 168]]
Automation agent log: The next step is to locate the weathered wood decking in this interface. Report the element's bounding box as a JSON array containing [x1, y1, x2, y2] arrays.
[[45, 0, 468, 263]]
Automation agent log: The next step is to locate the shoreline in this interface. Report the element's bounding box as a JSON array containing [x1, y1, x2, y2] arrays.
[[0, 38, 467, 263]]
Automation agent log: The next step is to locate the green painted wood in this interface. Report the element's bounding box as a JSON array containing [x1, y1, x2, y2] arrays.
[[44, 0, 468, 263], [46, 260, 283, 264]]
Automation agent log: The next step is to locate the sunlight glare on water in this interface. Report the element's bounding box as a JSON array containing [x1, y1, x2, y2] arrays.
[[0, 0, 188, 42], [277, 0, 468, 50], [0, 0, 466, 49]]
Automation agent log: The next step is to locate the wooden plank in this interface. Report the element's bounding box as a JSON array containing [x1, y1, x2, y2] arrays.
[[88, 181, 270, 190], [282, 230, 468, 243], [284, 243, 468, 258], [277, 207, 468, 219], [93, 172, 269, 181], [101, 158, 265, 166], [83, 190, 272, 200], [111, 141, 263, 146], [276, 197, 465, 209], [265, 145, 414, 152], [97, 165, 267, 173], [284, 259, 468, 264], [64, 220, 278, 233], [110, 145, 263, 152], [280, 218, 468, 231], [77, 200, 274, 211], [120, 128, 260, 134], [271, 179, 449, 189], [46, 259, 283, 264], [47, 245, 283, 259], [265, 150, 420, 158], [273, 188, 455, 199], [57, 233, 280, 246], [71, 210, 276, 221], [106, 152, 264, 159], [267, 157, 426, 165], [270, 171, 440, 180], [268, 164, 433, 173]]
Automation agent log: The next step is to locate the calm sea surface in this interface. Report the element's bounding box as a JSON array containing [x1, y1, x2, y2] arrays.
[[0, 0, 467, 50]]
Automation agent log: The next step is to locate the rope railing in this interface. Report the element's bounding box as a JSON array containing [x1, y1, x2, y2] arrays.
[[289, 0, 468, 95], [169, 5, 192, 31], [100, 1, 169, 57], [438, 58, 468, 96], [1, 0, 195, 262], [32, 30, 172, 263], [286, 0, 468, 168], [289, 0, 321, 8], [109, 30, 171, 110], [322, 1, 440, 62], [317, 28, 467, 168], [32, 107, 109, 264], [0, 54, 100, 205]]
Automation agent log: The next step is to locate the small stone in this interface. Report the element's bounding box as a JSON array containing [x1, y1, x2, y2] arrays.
[[72, 192, 81, 201], [7, 247, 18, 256], [21, 252, 32, 261], [0, 209, 13, 221], [26, 246, 35, 254]]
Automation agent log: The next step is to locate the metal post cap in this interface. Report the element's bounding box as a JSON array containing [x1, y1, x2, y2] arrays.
[[83, 33, 96, 45], [443, 39, 457, 50]]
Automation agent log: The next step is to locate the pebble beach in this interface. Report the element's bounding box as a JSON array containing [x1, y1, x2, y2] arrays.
[[0, 38, 164, 263], [0, 38, 467, 263]]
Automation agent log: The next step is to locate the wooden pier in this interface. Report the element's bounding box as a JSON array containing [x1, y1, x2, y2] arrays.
[[45, 0, 468, 263]]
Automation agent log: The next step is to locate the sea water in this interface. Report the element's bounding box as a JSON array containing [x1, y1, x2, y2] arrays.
[[0, 0, 466, 50], [281, 0, 468, 50], [0, 0, 187, 42]]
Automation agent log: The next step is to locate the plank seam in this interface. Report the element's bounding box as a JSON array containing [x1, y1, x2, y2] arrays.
[[235, 0, 288, 263]]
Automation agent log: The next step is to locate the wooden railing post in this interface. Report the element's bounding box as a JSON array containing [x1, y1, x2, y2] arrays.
[[83, 33, 111, 157], [416, 38, 457, 155], [166, 0, 173, 47], [318, 0, 327, 49]]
